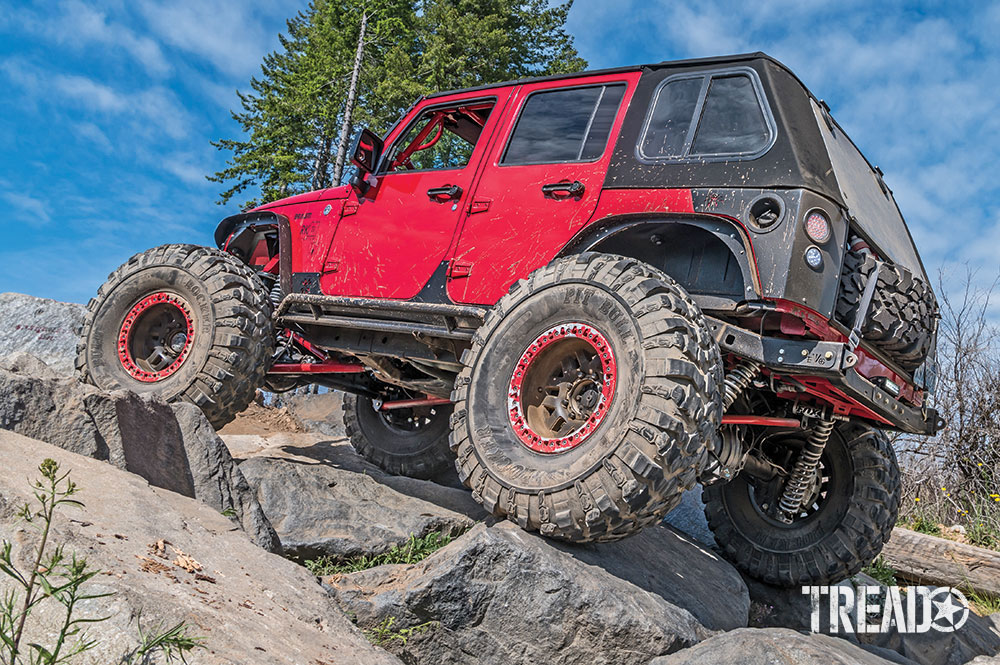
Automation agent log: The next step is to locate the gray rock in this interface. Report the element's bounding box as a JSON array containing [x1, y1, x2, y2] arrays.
[[664, 483, 716, 547], [561, 523, 748, 631], [856, 604, 1000, 665], [969, 656, 1000, 665], [649, 627, 917, 664], [284, 390, 344, 436], [224, 431, 487, 519], [0, 362, 280, 552], [746, 575, 836, 632], [0, 429, 401, 665], [238, 455, 474, 560], [747, 568, 1000, 665], [0, 292, 85, 375], [328, 521, 710, 665]]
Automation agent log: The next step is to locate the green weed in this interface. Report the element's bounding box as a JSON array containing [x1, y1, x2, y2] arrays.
[[363, 617, 437, 647], [306, 531, 457, 576], [0, 459, 206, 664], [860, 556, 898, 587]]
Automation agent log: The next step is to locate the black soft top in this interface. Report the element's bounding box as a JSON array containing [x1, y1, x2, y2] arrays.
[[428, 53, 925, 278]]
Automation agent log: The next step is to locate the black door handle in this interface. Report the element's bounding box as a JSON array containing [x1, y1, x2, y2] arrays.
[[427, 185, 462, 201], [541, 180, 585, 197]]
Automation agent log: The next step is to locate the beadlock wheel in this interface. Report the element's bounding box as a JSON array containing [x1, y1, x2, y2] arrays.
[[703, 422, 901, 586], [451, 253, 724, 543], [78, 244, 275, 429], [117, 292, 195, 382], [508, 322, 617, 454], [344, 393, 455, 480]]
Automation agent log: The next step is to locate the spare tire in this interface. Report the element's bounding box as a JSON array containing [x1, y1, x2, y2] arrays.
[[77, 244, 274, 428], [835, 249, 936, 371]]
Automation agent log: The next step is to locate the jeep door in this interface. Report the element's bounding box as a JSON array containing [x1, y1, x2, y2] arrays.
[[446, 72, 639, 305], [321, 91, 511, 299]]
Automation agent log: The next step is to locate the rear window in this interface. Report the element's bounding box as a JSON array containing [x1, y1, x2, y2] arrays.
[[502, 84, 626, 165], [638, 68, 775, 162]]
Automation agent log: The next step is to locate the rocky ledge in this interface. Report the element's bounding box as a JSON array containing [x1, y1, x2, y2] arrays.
[[0, 293, 997, 664]]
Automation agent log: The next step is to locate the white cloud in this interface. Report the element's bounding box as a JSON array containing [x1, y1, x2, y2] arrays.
[[0, 59, 191, 139], [73, 121, 114, 152], [7, 0, 171, 78], [1, 190, 51, 226], [136, 0, 278, 78], [161, 152, 211, 186]]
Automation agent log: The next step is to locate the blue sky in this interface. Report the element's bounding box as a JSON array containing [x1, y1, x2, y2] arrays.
[[1, 0, 998, 310]]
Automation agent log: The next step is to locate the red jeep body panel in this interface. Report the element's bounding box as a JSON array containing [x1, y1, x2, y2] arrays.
[[319, 90, 514, 299], [447, 71, 640, 304]]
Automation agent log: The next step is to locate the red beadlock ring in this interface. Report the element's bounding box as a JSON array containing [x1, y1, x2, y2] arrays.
[[507, 322, 617, 454], [117, 292, 194, 382]]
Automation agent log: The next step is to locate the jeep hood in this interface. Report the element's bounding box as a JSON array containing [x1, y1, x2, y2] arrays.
[[254, 185, 353, 211]]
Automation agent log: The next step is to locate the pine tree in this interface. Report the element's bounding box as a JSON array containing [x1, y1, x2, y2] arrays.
[[209, 0, 586, 209]]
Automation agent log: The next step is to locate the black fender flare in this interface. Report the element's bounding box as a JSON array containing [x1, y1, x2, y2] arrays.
[[559, 213, 761, 302], [214, 210, 293, 296]]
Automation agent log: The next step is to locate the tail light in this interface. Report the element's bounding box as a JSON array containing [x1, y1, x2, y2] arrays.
[[804, 210, 831, 244]]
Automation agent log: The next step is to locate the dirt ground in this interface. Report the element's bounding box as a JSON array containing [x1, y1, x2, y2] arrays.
[[219, 401, 304, 435]]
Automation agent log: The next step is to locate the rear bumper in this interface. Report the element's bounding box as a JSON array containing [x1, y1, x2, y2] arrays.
[[706, 316, 943, 435]]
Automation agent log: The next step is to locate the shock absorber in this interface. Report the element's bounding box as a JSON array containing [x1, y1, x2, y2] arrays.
[[722, 360, 762, 411], [777, 417, 835, 523], [268, 279, 283, 308], [702, 359, 763, 483]]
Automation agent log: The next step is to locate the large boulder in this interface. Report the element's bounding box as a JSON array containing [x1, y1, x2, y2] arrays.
[[648, 627, 916, 664], [562, 523, 748, 631], [238, 455, 475, 560], [284, 390, 345, 437], [0, 358, 280, 552], [747, 569, 1000, 665], [0, 430, 401, 665], [328, 521, 711, 665], [0, 292, 85, 375]]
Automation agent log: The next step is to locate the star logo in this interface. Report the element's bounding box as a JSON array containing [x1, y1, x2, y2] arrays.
[[929, 587, 970, 632]]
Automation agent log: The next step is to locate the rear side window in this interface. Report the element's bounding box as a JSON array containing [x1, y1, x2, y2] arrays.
[[638, 68, 775, 162], [502, 84, 626, 165]]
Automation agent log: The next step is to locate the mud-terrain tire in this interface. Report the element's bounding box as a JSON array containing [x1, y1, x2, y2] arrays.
[[451, 253, 724, 543], [836, 249, 936, 371], [77, 244, 274, 429], [703, 422, 900, 586], [344, 393, 454, 479]]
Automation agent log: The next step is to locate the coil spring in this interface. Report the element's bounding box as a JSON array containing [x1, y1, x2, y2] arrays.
[[777, 418, 835, 522], [722, 360, 761, 411], [269, 281, 283, 308]]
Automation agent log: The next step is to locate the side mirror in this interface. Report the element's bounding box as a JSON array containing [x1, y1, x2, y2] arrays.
[[350, 128, 383, 175]]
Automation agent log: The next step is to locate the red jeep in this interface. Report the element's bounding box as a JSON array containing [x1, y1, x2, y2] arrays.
[[79, 53, 941, 586]]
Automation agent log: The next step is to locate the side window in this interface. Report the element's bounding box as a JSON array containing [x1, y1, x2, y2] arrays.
[[384, 101, 494, 173], [639, 76, 701, 159], [638, 69, 774, 161], [502, 84, 626, 165], [691, 75, 770, 155]]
